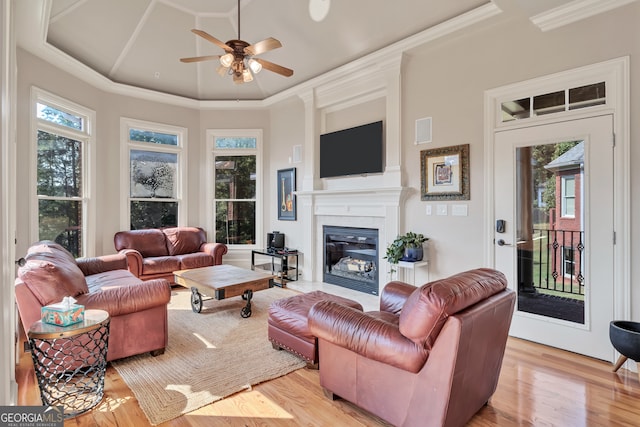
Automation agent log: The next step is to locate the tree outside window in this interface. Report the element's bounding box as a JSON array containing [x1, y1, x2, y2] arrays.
[[34, 92, 92, 258], [123, 119, 185, 230], [215, 155, 256, 244], [209, 131, 261, 247]]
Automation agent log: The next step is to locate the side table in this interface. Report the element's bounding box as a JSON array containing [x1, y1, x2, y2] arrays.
[[28, 309, 110, 418], [394, 260, 430, 285]]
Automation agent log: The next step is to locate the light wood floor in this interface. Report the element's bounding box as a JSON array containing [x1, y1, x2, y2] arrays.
[[16, 336, 640, 426]]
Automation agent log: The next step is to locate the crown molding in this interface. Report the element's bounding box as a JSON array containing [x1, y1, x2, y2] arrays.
[[18, 1, 502, 109], [530, 0, 638, 32]]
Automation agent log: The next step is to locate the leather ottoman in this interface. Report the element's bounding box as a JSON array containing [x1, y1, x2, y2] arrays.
[[268, 290, 363, 368]]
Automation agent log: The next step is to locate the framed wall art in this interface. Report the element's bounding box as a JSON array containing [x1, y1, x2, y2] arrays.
[[420, 144, 470, 201], [277, 168, 296, 220]]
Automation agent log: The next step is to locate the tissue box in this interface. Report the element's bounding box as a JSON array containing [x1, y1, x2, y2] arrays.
[[41, 303, 85, 326]]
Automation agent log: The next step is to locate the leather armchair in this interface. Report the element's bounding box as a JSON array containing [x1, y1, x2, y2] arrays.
[[308, 268, 516, 427]]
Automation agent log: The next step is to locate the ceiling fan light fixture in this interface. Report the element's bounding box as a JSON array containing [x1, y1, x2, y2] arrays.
[[242, 68, 254, 83], [216, 65, 229, 76], [220, 53, 234, 67], [248, 58, 262, 74]]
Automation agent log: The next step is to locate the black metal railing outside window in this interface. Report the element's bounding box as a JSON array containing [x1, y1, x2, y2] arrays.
[[531, 228, 584, 297]]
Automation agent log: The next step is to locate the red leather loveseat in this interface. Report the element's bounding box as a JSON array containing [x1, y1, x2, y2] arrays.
[[15, 241, 171, 361], [308, 268, 516, 427], [114, 226, 227, 282]]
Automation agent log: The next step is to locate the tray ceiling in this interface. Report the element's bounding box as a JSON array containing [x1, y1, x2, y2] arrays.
[[15, 0, 593, 101]]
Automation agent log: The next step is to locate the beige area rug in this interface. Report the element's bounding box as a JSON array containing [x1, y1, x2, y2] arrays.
[[111, 286, 307, 425]]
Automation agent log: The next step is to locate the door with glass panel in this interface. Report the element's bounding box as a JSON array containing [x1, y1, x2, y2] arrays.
[[494, 115, 614, 360]]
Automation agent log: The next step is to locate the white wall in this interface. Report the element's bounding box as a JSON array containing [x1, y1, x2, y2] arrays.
[[268, 97, 305, 269], [324, 97, 385, 133]]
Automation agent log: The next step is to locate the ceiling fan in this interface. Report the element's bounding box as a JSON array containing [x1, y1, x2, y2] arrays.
[[180, 0, 293, 84]]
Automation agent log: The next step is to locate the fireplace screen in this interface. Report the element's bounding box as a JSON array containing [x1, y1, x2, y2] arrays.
[[323, 226, 379, 295]]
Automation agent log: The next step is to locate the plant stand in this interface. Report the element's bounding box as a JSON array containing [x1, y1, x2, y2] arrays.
[[393, 260, 429, 286]]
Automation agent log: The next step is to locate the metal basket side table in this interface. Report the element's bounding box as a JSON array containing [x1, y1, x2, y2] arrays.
[[28, 309, 110, 418]]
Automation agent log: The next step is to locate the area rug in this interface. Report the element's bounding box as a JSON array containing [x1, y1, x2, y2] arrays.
[[111, 286, 306, 425]]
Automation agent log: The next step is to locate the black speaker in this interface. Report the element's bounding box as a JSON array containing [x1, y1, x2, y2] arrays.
[[267, 232, 285, 251]]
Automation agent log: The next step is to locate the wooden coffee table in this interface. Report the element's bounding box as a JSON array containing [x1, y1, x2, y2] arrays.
[[174, 265, 275, 318]]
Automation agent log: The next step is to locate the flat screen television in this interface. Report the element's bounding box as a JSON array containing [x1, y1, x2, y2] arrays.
[[320, 120, 384, 178]]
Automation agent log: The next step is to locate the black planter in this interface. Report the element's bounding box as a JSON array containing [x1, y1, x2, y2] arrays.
[[609, 320, 640, 381]]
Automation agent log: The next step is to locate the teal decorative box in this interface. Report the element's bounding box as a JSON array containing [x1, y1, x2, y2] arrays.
[[41, 302, 85, 326]]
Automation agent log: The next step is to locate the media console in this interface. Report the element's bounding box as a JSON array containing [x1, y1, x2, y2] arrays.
[[251, 249, 299, 285]]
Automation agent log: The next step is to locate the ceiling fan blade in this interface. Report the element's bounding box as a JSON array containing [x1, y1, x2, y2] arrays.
[[244, 37, 282, 56], [180, 55, 220, 63], [191, 29, 233, 52], [254, 58, 293, 77]]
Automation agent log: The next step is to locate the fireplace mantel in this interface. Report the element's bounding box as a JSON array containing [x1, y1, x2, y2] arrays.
[[296, 187, 409, 293], [296, 187, 408, 216]]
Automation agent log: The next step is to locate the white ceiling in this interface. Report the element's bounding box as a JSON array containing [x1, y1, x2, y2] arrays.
[[15, 0, 601, 102]]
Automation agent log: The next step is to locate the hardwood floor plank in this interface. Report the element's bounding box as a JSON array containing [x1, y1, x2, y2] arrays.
[[16, 336, 640, 426]]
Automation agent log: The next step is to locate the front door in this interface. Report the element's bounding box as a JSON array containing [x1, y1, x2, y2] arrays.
[[494, 115, 614, 361]]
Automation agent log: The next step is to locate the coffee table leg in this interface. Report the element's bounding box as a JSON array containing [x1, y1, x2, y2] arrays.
[[191, 287, 203, 313], [240, 290, 253, 318]]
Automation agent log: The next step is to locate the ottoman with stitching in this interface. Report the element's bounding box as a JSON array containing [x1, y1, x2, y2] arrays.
[[268, 290, 363, 368]]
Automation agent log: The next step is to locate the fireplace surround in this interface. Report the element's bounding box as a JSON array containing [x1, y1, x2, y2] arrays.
[[296, 187, 407, 295]]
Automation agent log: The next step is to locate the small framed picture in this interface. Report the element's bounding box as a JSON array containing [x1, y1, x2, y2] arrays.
[[277, 168, 296, 220], [420, 144, 470, 201]]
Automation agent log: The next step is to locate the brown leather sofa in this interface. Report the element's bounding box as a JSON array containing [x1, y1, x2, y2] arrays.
[[114, 226, 227, 282], [308, 268, 515, 427], [15, 241, 172, 362]]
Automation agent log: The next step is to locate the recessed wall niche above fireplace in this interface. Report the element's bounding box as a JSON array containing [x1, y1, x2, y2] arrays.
[[323, 226, 379, 295]]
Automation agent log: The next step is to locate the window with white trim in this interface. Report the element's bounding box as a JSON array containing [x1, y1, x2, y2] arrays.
[[501, 82, 606, 122], [562, 246, 576, 277], [32, 88, 95, 258], [121, 118, 186, 230], [207, 130, 262, 247], [561, 175, 576, 218]]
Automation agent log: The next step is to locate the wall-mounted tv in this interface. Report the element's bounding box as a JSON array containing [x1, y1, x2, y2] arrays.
[[320, 120, 384, 178]]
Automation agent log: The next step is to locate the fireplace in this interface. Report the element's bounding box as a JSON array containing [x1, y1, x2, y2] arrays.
[[323, 226, 379, 295]]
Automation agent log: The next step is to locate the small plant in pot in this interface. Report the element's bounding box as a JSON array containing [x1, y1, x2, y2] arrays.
[[384, 232, 429, 266]]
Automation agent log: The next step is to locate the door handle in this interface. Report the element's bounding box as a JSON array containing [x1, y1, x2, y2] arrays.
[[496, 239, 512, 246]]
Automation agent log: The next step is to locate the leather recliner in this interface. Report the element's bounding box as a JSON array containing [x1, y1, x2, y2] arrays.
[[308, 268, 516, 427], [15, 241, 171, 361]]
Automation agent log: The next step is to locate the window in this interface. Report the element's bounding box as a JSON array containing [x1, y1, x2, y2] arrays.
[[32, 88, 95, 258], [501, 81, 606, 122], [562, 246, 575, 277], [561, 176, 576, 217], [121, 119, 186, 230], [207, 130, 262, 248]]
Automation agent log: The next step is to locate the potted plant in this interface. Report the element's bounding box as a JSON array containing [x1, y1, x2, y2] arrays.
[[384, 232, 429, 266]]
